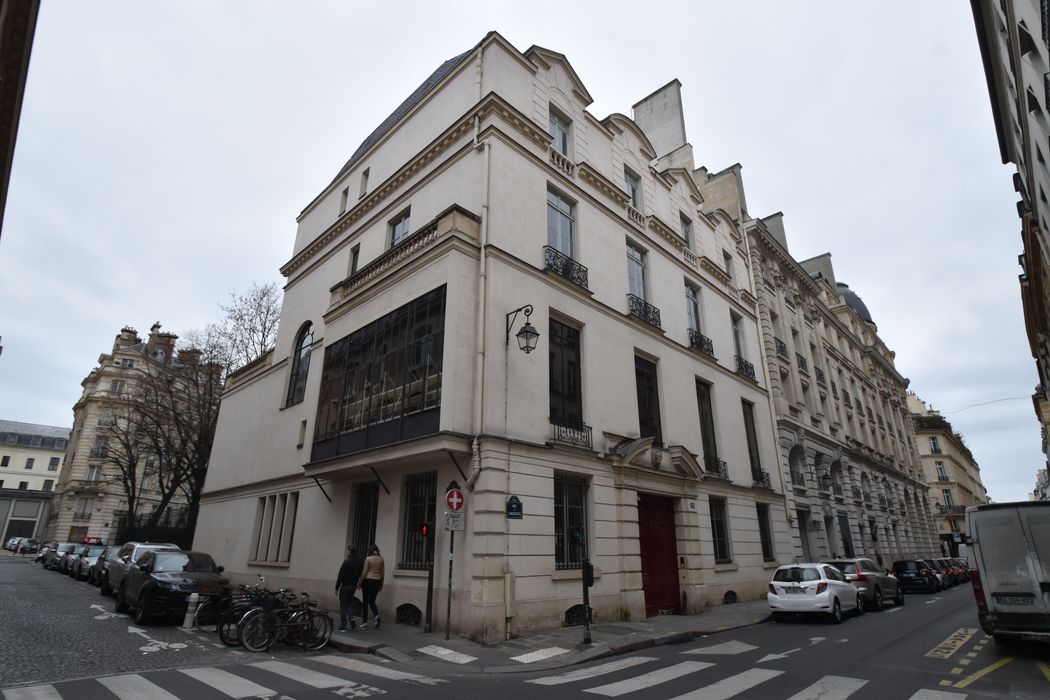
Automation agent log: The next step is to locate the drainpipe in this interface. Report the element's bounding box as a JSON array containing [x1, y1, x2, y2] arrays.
[[468, 45, 490, 492]]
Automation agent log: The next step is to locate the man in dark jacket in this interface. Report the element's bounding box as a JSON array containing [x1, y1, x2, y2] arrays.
[[335, 545, 364, 631]]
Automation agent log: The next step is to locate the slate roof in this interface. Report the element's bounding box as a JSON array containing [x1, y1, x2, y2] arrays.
[[328, 46, 475, 187], [836, 282, 876, 328]]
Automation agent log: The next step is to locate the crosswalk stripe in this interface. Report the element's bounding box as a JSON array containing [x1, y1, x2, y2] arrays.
[[669, 668, 784, 700], [528, 657, 657, 685], [97, 674, 180, 700], [250, 660, 350, 689], [511, 646, 571, 663], [2, 686, 63, 700], [178, 667, 275, 698], [584, 661, 714, 697], [417, 645, 478, 664], [312, 655, 447, 685], [784, 675, 867, 700], [908, 690, 967, 700]]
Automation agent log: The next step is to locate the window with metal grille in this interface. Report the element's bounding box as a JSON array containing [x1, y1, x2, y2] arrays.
[[249, 491, 299, 564], [554, 474, 587, 569], [399, 472, 436, 570], [709, 497, 732, 563], [756, 504, 775, 561], [352, 481, 379, 557]]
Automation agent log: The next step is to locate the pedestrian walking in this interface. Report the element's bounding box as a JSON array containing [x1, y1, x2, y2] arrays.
[[335, 545, 364, 631], [357, 544, 385, 629]]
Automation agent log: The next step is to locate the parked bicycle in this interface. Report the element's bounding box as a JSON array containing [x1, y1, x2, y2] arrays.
[[237, 590, 332, 652]]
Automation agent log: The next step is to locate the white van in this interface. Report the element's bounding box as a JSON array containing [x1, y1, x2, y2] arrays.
[[965, 502, 1050, 644]]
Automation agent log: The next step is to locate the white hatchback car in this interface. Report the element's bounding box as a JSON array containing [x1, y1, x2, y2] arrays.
[[768, 562, 863, 624]]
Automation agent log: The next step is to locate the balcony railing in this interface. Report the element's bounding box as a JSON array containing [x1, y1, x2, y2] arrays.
[[790, 470, 807, 488], [814, 367, 826, 385], [735, 355, 756, 380], [543, 246, 589, 289], [938, 475, 949, 482], [88, 448, 106, 459], [863, 491, 872, 504], [938, 503, 966, 514], [549, 146, 574, 176], [627, 206, 645, 227], [753, 470, 772, 489], [817, 475, 831, 492], [72, 511, 92, 521], [688, 328, 715, 357], [704, 456, 728, 479], [851, 485, 863, 501], [627, 294, 662, 329], [774, 337, 789, 360], [550, 419, 593, 450], [832, 482, 843, 497], [796, 354, 809, 373]]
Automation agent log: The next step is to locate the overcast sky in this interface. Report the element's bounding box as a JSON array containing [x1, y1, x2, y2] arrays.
[[0, 1, 1040, 502]]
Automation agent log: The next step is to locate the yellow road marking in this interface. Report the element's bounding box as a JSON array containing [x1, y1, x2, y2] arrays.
[[925, 628, 979, 660], [952, 657, 1014, 688], [1038, 661, 1050, 683]]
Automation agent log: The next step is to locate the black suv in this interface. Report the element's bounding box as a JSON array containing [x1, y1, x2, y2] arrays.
[[892, 559, 939, 593], [102, 541, 179, 597]]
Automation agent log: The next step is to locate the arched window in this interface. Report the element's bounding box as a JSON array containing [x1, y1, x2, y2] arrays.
[[286, 323, 313, 406]]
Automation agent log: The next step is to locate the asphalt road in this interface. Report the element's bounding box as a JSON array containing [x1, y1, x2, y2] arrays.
[[3, 554, 1048, 699]]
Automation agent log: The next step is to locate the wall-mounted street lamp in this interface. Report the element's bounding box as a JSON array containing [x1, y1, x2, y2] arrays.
[[506, 304, 539, 354]]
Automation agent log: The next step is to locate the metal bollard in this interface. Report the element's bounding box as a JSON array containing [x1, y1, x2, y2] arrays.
[[182, 592, 199, 629]]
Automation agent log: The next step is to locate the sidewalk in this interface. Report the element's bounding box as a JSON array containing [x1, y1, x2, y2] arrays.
[[328, 598, 770, 674]]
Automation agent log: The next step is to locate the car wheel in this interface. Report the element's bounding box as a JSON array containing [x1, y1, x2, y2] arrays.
[[771, 611, 784, 623], [829, 599, 843, 624], [855, 594, 865, 616], [115, 584, 129, 613], [872, 588, 884, 611], [894, 586, 904, 606], [100, 576, 112, 596], [134, 596, 149, 625]]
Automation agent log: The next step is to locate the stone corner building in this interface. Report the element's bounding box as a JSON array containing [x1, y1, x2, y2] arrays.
[[194, 32, 935, 642], [45, 324, 189, 544], [0, 419, 68, 541]]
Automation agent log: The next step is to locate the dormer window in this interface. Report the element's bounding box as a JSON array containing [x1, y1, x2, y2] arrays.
[[390, 210, 411, 247], [624, 168, 641, 209], [549, 107, 571, 156]]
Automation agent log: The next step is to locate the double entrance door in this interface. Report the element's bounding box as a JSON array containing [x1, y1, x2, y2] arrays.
[[638, 494, 681, 617]]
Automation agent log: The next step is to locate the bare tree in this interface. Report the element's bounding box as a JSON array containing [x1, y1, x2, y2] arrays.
[[213, 282, 282, 372]]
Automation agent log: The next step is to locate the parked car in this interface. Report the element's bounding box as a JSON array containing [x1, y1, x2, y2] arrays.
[[923, 559, 950, 589], [19, 538, 39, 554], [825, 557, 903, 610], [5, 536, 24, 551], [63, 544, 91, 575], [893, 559, 940, 593], [940, 557, 967, 584], [34, 543, 54, 563], [103, 541, 179, 597], [44, 543, 77, 570], [88, 545, 122, 586], [116, 549, 228, 625], [768, 562, 863, 623], [934, 558, 960, 587], [951, 557, 971, 583], [70, 545, 107, 580]]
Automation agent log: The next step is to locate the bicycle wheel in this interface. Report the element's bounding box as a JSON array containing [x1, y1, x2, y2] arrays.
[[218, 605, 253, 646], [304, 610, 333, 651], [194, 597, 219, 633], [238, 608, 275, 652]]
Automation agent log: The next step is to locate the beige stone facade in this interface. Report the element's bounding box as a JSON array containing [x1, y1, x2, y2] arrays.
[[908, 394, 990, 554], [194, 34, 804, 643], [45, 324, 186, 544], [0, 420, 66, 540]]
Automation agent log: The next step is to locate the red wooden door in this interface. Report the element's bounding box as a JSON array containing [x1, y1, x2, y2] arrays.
[[638, 494, 680, 616]]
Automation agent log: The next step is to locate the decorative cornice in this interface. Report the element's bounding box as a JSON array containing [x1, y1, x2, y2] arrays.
[[647, 214, 684, 252], [700, 255, 733, 289], [578, 162, 629, 207]]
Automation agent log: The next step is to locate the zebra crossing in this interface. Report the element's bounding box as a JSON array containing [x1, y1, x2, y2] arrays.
[[1, 654, 446, 700]]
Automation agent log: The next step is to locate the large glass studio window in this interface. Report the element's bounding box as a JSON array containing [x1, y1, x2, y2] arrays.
[[286, 323, 313, 406]]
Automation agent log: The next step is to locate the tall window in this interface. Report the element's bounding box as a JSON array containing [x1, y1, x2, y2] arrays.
[[549, 107, 571, 155], [549, 320, 582, 428], [935, 461, 948, 481], [547, 188, 575, 257], [400, 472, 436, 570], [339, 186, 349, 213], [634, 356, 662, 444], [390, 210, 411, 247], [17, 481, 28, 490], [359, 168, 369, 199], [680, 214, 692, 244], [731, 313, 744, 357], [110, 380, 126, 396], [627, 242, 647, 300], [249, 491, 299, 563], [554, 473, 587, 569], [756, 504, 775, 561], [74, 497, 93, 518], [709, 497, 731, 563], [685, 283, 702, 332], [352, 481, 379, 557], [723, 251, 734, 280], [624, 168, 641, 209], [942, 489, 955, 508], [929, 436, 942, 454], [286, 323, 313, 406], [43, 479, 54, 492], [0, 456, 7, 466], [98, 409, 116, 427], [742, 400, 762, 480], [87, 465, 102, 482], [24, 457, 34, 469], [695, 379, 718, 462], [349, 246, 360, 276]]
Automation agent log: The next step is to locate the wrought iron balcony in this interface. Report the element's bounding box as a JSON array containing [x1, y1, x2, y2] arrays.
[[88, 448, 106, 459], [842, 393, 853, 408], [735, 355, 756, 380], [815, 367, 826, 385], [627, 294, 662, 329], [774, 337, 789, 360], [937, 503, 966, 514], [550, 419, 593, 450], [938, 475, 949, 482], [796, 354, 808, 373], [832, 482, 843, 496], [753, 470, 772, 489], [851, 485, 863, 501], [863, 491, 872, 504], [688, 328, 715, 357], [817, 475, 832, 492], [704, 456, 728, 479], [790, 470, 807, 488], [543, 246, 589, 289]]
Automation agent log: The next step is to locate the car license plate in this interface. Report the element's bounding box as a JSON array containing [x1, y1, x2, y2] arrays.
[[784, 586, 804, 595], [993, 593, 1035, 605]]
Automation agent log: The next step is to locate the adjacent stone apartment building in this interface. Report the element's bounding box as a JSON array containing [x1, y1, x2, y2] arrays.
[[0, 419, 67, 540]]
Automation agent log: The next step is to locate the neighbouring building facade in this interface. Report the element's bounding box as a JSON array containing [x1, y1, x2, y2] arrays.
[[45, 324, 188, 544], [734, 203, 939, 565], [972, 0, 1050, 486], [195, 33, 804, 643], [1034, 465, 1049, 499], [0, 419, 67, 540], [908, 394, 990, 554]]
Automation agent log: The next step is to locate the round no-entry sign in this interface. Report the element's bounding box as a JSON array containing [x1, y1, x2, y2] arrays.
[[446, 488, 465, 512]]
